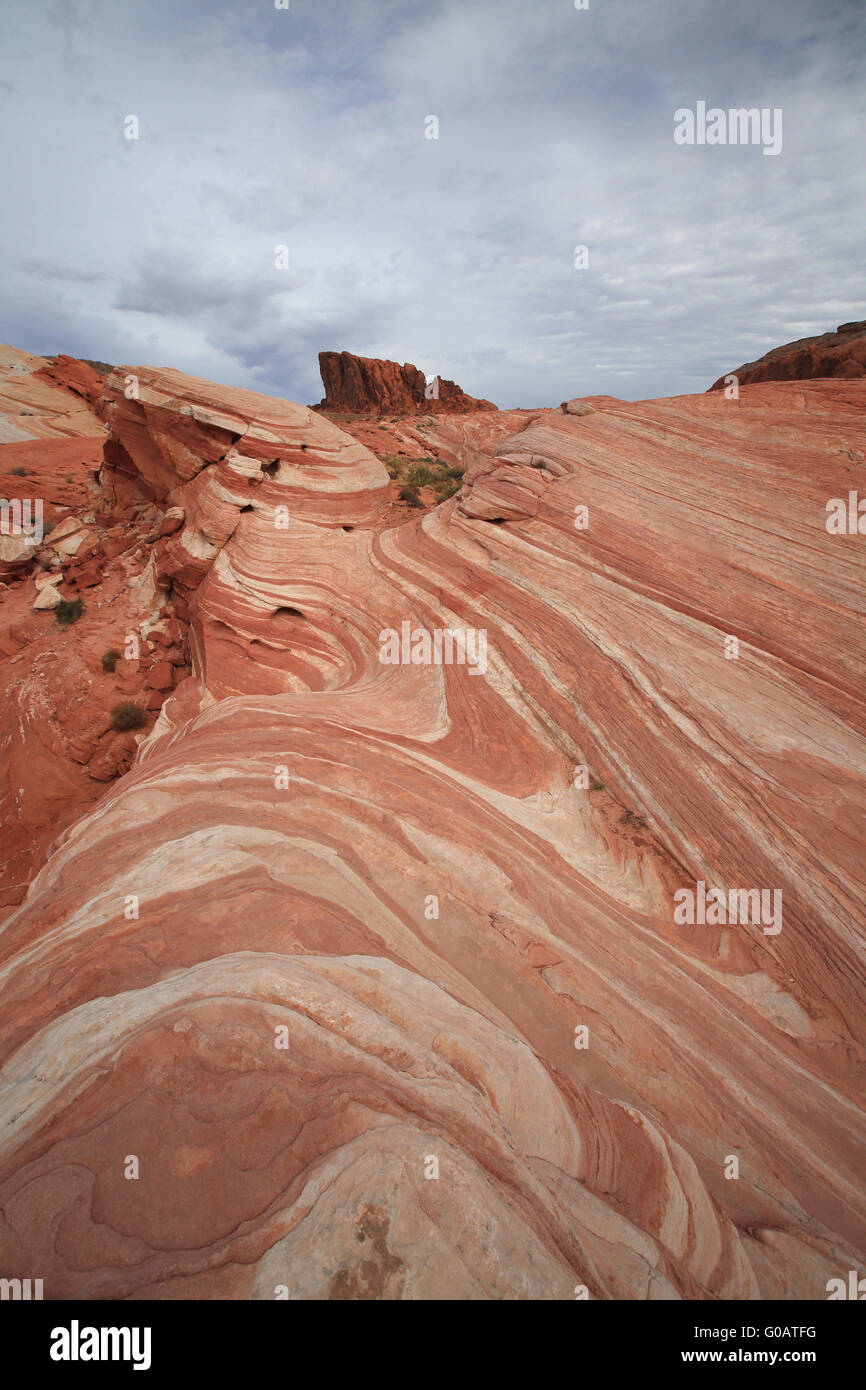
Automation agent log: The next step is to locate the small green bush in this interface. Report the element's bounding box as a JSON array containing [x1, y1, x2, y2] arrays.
[[110, 702, 147, 731], [434, 478, 462, 503], [398, 484, 423, 508], [10, 467, 30, 477], [102, 648, 122, 672], [407, 463, 439, 488], [55, 598, 84, 627]]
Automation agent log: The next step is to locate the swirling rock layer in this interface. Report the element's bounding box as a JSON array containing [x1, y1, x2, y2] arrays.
[[0, 370, 864, 1300]]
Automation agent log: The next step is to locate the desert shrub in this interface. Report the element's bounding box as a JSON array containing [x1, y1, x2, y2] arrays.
[[55, 597, 83, 627], [110, 702, 147, 731], [10, 467, 30, 477], [434, 478, 463, 503], [398, 484, 423, 507], [102, 648, 122, 672], [407, 463, 439, 488]]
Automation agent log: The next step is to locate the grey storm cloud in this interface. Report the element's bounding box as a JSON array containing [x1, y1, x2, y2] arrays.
[[112, 251, 291, 318], [0, 0, 863, 407], [19, 260, 108, 285]]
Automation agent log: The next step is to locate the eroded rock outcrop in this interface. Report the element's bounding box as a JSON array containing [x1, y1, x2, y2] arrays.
[[710, 320, 866, 390], [317, 350, 497, 415], [0, 365, 393, 905], [0, 346, 107, 573], [0, 345, 107, 444], [34, 354, 109, 411], [0, 370, 864, 1300], [0, 502, 193, 905]]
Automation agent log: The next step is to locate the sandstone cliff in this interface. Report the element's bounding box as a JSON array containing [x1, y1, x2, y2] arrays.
[[317, 349, 497, 414], [710, 320, 866, 389]]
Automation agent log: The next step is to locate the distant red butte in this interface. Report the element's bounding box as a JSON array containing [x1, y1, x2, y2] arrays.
[[316, 350, 497, 415], [709, 320, 866, 390]]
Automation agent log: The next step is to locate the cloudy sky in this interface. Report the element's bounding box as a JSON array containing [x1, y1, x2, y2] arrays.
[[0, 0, 863, 407]]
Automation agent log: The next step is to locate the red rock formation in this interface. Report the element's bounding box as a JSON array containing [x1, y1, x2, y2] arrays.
[[710, 320, 866, 389], [0, 363, 395, 905], [0, 368, 864, 1300], [0, 501, 192, 905], [315, 406, 535, 520], [0, 437, 105, 579], [0, 344, 107, 443], [0, 347, 107, 576], [317, 350, 496, 415], [33, 353, 108, 410]]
